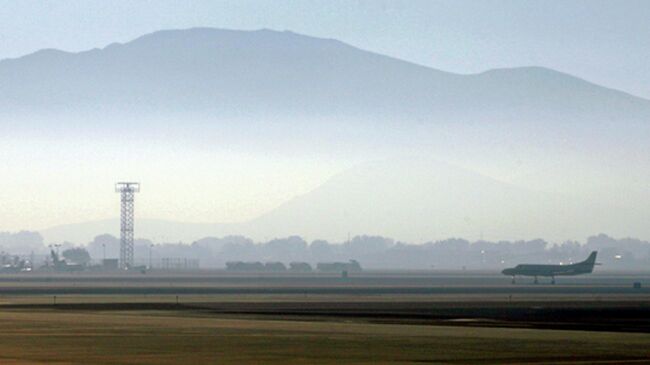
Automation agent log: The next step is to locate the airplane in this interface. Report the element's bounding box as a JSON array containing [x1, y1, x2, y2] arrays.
[[501, 251, 598, 284]]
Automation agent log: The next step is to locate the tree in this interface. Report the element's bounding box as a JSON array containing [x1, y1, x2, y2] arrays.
[[62, 247, 91, 266]]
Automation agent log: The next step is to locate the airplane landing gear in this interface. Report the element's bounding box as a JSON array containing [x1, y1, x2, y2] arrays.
[[511, 276, 516, 284], [534, 276, 539, 284], [551, 276, 556, 285]]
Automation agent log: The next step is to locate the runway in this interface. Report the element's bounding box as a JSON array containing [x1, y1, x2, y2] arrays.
[[0, 271, 647, 295], [1, 271, 650, 333]]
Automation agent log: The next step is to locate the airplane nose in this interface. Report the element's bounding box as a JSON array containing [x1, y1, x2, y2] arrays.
[[502, 268, 512, 275]]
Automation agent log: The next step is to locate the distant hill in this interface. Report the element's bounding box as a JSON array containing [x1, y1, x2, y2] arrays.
[[241, 159, 646, 242], [41, 159, 647, 244], [41, 218, 223, 245]]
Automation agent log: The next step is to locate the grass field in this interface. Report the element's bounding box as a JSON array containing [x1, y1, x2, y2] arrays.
[[1, 273, 650, 363], [1, 308, 650, 364]]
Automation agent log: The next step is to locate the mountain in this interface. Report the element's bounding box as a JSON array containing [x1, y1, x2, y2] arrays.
[[40, 159, 647, 244], [4, 28, 650, 242], [240, 159, 646, 242], [2, 27, 649, 126]]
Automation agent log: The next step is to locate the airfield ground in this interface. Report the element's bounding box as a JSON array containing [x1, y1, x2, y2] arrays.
[[1, 272, 650, 364]]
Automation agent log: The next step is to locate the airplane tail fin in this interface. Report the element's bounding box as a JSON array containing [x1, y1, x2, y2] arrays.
[[581, 251, 598, 272]]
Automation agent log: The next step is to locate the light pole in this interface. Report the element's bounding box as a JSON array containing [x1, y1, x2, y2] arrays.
[[149, 244, 154, 269]]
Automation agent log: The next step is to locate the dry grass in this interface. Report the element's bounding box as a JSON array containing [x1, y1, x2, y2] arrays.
[[1, 309, 650, 364]]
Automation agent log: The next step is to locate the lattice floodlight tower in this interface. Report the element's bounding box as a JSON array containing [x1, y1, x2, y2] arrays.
[[115, 182, 140, 269]]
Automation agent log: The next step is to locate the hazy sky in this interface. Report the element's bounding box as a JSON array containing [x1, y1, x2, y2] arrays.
[[1, 1, 649, 241], [0, 0, 648, 98]]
